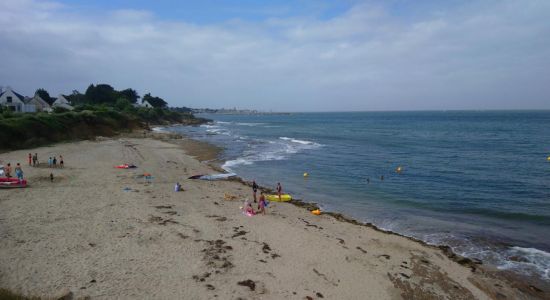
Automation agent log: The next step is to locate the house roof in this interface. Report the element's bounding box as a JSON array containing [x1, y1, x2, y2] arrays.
[[0, 89, 26, 102]]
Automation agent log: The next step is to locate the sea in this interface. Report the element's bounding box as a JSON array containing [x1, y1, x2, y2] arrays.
[[166, 111, 550, 281]]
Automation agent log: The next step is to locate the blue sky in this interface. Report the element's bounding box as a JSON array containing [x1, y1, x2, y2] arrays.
[[1, 0, 549, 111]]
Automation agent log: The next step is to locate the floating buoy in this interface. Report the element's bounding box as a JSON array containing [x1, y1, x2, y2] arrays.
[[311, 209, 321, 215], [396, 166, 402, 173], [303, 172, 309, 177], [547, 156, 550, 161]]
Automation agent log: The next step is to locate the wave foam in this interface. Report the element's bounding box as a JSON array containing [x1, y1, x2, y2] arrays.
[[222, 137, 322, 171], [279, 137, 322, 146]]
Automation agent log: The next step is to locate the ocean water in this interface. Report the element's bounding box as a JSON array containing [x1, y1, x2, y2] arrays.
[[168, 111, 550, 281]]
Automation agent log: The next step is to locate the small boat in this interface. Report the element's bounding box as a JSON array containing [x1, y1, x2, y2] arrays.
[[0, 177, 28, 188]]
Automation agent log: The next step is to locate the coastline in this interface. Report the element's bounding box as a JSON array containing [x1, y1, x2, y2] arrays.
[[0, 131, 546, 299], [151, 129, 550, 298]]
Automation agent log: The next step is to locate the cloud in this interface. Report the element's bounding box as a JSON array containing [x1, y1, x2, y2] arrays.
[[0, 0, 549, 111]]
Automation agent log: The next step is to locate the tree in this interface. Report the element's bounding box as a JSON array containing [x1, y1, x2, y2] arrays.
[[142, 93, 168, 108], [66, 90, 86, 105], [35, 88, 54, 105], [85, 84, 117, 104], [118, 88, 140, 104]]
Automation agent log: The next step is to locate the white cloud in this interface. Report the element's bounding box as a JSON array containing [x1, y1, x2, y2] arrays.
[[0, 0, 549, 111]]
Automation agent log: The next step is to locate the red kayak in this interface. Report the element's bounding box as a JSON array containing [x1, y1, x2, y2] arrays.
[[0, 177, 27, 188], [115, 164, 137, 169]]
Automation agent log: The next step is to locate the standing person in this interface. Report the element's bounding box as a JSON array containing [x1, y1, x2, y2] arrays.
[[5, 163, 11, 178], [258, 192, 267, 215], [48, 157, 52, 168], [276, 182, 282, 201], [59, 155, 64, 169], [52, 156, 57, 168], [32, 153, 36, 166], [252, 180, 259, 203], [28, 153, 32, 166], [35, 153, 39, 166], [15, 163, 23, 181], [50, 173, 54, 182]]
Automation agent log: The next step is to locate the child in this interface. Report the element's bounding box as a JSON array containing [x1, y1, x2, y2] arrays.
[[59, 155, 64, 168], [258, 192, 267, 215], [28, 153, 32, 166], [243, 199, 255, 216], [5, 163, 11, 178], [252, 180, 258, 203], [15, 163, 23, 181], [276, 182, 282, 201], [50, 173, 54, 182]]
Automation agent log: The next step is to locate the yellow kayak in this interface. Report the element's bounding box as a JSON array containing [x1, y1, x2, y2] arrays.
[[266, 194, 292, 202]]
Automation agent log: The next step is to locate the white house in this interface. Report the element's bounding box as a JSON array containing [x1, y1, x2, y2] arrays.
[[52, 94, 74, 110], [133, 99, 153, 108], [26, 94, 52, 112], [0, 87, 35, 112]]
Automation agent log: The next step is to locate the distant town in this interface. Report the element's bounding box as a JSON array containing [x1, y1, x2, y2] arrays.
[[191, 107, 290, 115]]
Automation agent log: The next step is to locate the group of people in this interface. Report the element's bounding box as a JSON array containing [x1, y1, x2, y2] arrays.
[[243, 180, 284, 216], [2, 163, 24, 181], [2, 153, 66, 182], [26, 153, 64, 169]]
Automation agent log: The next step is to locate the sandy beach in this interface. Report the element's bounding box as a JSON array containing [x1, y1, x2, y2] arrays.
[[0, 134, 546, 299]]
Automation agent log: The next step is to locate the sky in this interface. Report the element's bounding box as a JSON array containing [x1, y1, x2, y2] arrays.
[[0, 0, 549, 111]]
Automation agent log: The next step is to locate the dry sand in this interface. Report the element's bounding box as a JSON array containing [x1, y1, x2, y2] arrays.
[[0, 136, 546, 299]]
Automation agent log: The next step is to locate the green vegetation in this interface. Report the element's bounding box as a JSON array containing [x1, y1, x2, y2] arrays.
[[0, 84, 207, 150]]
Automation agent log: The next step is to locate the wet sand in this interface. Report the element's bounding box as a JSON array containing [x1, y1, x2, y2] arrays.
[[0, 135, 546, 299]]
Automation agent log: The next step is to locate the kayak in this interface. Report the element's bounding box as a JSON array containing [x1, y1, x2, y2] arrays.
[[115, 164, 137, 169], [265, 194, 292, 202], [189, 173, 237, 180], [0, 178, 27, 188]]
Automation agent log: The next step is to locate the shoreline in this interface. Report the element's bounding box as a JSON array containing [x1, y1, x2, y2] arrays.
[[153, 128, 550, 297], [0, 132, 547, 299]]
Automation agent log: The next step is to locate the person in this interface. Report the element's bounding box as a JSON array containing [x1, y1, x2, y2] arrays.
[[174, 182, 182, 192], [366, 178, 370, 184], [276, 182, 282, 201], [5, 163, 11, 178], [52, 157, 57, 168], [15, 163, 23, 181], [59, 155, 64, 169], [258, 192, 267, 215], [50, 173, 54, 182], [28, 153, 32, 166], [252, 180, 258, 203], [35, 153, 39, 166], [380, 175, 384, 181], [243, 199, 255, 216], [48, 157, 52, 168]]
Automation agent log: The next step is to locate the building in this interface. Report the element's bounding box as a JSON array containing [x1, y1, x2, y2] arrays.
[[133, 99, 154, 108], [26, 93, 52, 112], [0, 87, 35, 112], [52, 94, 74, 110]]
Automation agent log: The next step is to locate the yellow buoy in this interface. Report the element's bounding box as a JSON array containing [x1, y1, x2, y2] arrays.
[[303, 172, 309, 177], [547, 156, 550, 161]]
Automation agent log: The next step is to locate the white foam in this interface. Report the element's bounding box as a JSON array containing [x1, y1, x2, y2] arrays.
[[236, 122, 265, 126], [279, 137, 322, 146], [221, 137, 322, 171], [496, 246, 550, 280], [151, 127, 168, 133]]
